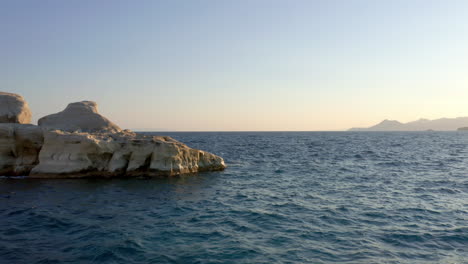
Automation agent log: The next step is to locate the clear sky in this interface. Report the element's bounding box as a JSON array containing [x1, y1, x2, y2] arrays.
[[2, 0, 468, 131]]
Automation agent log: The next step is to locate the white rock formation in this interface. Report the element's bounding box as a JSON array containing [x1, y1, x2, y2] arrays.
[[30, 130, 225, 178], [0, 94, 226, 178], [0, 124, 43, 176], [0, 92, 32, 124], [38, 101, 122, 133]]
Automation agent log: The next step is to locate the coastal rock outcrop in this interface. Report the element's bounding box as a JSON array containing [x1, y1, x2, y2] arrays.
[[0, 92, 32, 124], [0, 124, 43, 176], [0, 94, 226, 178], [30, 130, 225, 178], [38, 101, 122, 133]]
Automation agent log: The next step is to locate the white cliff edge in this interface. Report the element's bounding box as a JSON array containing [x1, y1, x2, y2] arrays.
[[0, 93, 226, 178]]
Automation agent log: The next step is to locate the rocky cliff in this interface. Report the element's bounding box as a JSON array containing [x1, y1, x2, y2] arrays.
[[0, 92, 32, 124], [0, 92, 226, 178], [0, 124, 43, 176]]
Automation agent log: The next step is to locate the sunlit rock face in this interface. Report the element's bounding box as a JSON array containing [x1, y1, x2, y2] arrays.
[[0, 94, 226, 178], [38, 101, 122, 133], [0, 92, 32, 124], [30, 130, 225, 178]]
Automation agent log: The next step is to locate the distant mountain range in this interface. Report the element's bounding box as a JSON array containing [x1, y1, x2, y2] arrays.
[[349, 117, 468, 131]]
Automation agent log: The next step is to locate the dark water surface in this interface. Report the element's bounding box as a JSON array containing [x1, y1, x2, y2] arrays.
[[1, 132, 467, 263]]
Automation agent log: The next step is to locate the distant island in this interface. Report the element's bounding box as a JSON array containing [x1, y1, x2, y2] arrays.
[[349, 117, 468, 131]]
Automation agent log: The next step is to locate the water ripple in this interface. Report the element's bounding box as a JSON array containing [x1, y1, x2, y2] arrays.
[[1, 132, 468, 263]]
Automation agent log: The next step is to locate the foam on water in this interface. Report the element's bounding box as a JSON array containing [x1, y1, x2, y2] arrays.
[[1, 132, 467, 263]]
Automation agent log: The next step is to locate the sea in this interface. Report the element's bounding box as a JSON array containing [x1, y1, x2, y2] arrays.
[[1, 132, 467, 264]]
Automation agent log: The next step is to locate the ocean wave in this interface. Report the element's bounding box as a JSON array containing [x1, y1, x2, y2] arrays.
[[1, 132, 468, 263]]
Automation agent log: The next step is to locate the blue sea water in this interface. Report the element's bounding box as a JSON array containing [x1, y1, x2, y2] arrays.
[[1, 132, 467, 264]]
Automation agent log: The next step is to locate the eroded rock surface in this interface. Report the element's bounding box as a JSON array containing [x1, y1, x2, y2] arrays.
[[0, 92, 32, 124], [30, 130, 225, 178], [0, 95, 226, 178], [0, 124, 43, 176], [38, 101, 122, 133]]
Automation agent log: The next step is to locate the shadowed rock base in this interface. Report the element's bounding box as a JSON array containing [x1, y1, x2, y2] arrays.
[[0, 124, 43, 176]]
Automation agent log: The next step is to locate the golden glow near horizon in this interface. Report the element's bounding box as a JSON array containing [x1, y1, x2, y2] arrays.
[[3, 1, 468, 131]]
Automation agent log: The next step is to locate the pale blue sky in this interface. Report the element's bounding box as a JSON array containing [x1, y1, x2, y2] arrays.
[[2, 0, 468, 131]]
